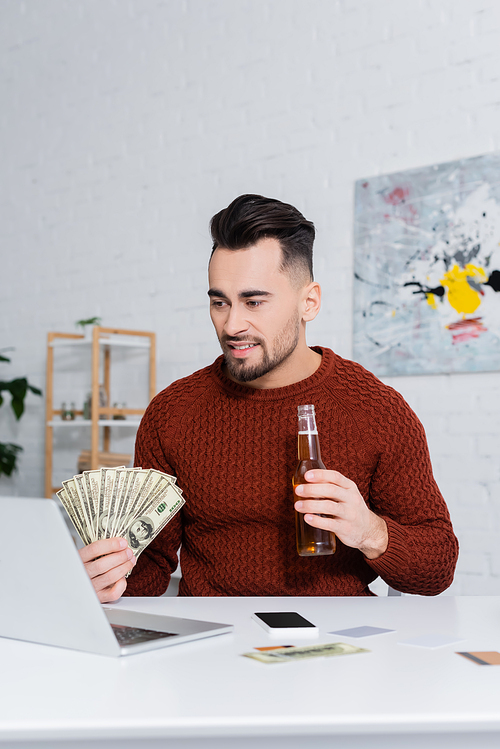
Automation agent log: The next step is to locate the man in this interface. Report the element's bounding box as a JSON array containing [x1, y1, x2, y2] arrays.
[[80, 194, 459, 603], [126, 518, 154, 550]]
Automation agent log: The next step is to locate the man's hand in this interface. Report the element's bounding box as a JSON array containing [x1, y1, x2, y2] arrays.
[[79, 538, 137, 603], [294, 469, 388, 560]]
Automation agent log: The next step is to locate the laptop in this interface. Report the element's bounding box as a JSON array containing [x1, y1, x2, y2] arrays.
[[0, 496, 233, 657]]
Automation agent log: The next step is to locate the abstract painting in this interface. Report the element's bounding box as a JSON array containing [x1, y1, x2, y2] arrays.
[[353, 153, 500, 376]]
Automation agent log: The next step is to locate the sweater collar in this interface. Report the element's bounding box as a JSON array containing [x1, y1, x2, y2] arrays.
[[210, 346, 336, 401]]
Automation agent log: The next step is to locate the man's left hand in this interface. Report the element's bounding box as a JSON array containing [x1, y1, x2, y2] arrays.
[[294, 469, 388, 560]]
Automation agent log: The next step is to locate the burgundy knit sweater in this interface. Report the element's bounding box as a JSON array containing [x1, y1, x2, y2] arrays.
[[125, 347, 458, 597]]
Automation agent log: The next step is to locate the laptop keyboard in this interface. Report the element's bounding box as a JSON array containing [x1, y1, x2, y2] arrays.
[[111, 624, 178, 647]]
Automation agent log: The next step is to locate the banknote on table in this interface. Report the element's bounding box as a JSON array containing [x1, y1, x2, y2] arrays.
[[242, 642, 370, 664], [57, 466, 184, 560]]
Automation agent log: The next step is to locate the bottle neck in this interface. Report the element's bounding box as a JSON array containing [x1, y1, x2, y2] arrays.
[[297, 432, 321, 461], [298, 410, 317, 434], [297, 411, 321, 462]]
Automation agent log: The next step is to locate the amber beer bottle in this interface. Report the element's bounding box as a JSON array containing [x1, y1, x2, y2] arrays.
[[292, 404, 336, 556]]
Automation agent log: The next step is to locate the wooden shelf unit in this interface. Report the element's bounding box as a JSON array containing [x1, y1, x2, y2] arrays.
[[45, 326, 156, 498]]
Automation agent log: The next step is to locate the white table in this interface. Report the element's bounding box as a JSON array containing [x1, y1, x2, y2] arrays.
[[1, 595, 500, 749]]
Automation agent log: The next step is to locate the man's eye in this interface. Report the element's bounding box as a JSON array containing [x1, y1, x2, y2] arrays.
[[246, 300, 262, 308], [211, 300, 226, 308]]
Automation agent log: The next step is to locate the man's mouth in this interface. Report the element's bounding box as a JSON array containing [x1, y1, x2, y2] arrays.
[[228, 343, 258, 350], [225, 340, 260, 358]]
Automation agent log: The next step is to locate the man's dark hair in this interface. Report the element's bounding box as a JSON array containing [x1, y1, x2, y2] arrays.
[[210, 194, 315, 282]]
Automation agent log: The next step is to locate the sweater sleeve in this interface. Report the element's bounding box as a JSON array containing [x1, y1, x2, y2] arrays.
[[122, 400, 182, 597], [363, 392, 459, 595]]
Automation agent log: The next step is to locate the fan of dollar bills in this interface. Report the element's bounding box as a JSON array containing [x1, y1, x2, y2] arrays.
[[57, 467, 184, 559]]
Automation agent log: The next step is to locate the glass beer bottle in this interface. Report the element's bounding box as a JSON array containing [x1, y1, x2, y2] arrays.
[[292, 404, 336, 556]]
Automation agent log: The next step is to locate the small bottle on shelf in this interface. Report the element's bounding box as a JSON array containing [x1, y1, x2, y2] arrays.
[[99, 385, 107, 420], [113, 402, 127, 420], [83, 394, 91, 420]]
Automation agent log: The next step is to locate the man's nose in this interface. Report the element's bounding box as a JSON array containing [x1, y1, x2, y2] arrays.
[[223, 304, 249, 337]]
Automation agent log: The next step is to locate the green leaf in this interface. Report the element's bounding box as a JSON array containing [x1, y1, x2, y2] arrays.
[[9, 377, 28, 399], [0, 376, 41, 420], [8, 378, 28, 420], [0, 378, 26, 398], [76, 316, 102, 329], [11, 396, 24, 419], [0, 442, 23, 476]]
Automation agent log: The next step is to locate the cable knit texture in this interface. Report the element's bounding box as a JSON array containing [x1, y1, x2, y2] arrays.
[[126, 347, 458, 597]]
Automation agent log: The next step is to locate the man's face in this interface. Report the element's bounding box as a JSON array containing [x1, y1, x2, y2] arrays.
[[208, 237, 305, 387], [131, 520, 149, 542]]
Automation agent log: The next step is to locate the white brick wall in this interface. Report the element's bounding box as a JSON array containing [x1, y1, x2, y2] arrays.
[[1, 0, 499, 594]]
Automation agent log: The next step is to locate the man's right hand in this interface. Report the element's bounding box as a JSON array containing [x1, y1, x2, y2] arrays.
[[79, 538, 137, 603]]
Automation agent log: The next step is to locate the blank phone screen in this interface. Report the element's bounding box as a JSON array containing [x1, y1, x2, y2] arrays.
[[254, 612, 315, 628]]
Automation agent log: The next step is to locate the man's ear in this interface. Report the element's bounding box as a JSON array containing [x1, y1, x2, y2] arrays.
[[301, 281, 321, 322]]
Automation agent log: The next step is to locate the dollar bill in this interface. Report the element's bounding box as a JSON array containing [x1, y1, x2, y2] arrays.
[[131, 469, 172, 517], [99, 466, 125, 538], [109, 467, 140, 538], [82, 469, 103, 541], [61, 477, 92, 545], [124, 481, 184, 560], [116, 468, 150, 530], [57, 467, 184, 558], [74, 474, 95, 540], [242, 642, 370, 663], [57, 486, 88, 544], [104, 467, 130, 538], [113, 468, 147, 536]]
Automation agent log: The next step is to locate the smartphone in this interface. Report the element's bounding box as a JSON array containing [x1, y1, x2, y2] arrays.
[[252, 611, 319, 638]]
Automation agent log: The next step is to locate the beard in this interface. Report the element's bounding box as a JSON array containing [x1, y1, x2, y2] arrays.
[[219, 313, 301, 383]]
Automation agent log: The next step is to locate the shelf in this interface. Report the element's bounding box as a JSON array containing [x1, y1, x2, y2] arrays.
[[45, 326, 156, 495], [48, 420, 142, 427], [50, 336, 151, 349]]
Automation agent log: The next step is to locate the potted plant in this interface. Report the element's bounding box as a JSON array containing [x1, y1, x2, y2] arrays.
[[75, 317, 102, 340], [0, 351, 42, 476]]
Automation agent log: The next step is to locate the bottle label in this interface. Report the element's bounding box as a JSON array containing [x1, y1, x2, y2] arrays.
[[298, 430, 318, 435]]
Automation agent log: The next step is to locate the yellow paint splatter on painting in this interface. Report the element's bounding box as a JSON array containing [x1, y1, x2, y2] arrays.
[[425, 293, 438, 310], [440, 263, 487, 315]]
